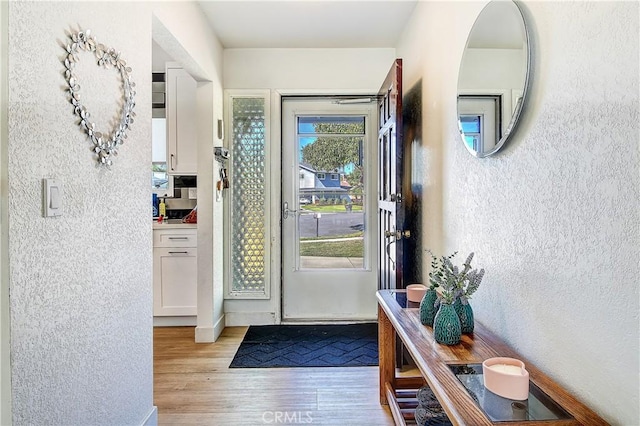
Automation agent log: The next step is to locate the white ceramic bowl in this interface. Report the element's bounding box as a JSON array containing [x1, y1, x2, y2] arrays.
[[406, 284, 427, 303], [482, 357, 530, 400]]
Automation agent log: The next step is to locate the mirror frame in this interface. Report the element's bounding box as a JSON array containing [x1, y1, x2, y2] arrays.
[[457, 0, 532, 158]]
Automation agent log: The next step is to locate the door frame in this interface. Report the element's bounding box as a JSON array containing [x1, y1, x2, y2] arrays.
[[271, 89, 380, 323]]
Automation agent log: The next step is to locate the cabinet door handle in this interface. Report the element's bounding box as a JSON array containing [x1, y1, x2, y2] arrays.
[[170, 153, 175, 171], [168, 251, 189, 254], [168, 237, 189, 240]]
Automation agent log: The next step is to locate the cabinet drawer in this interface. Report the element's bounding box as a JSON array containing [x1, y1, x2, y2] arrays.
[[153, 229, 197, 247]]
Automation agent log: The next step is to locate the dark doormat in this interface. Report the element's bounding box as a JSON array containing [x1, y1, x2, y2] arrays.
[[229, 323, 378, 368]]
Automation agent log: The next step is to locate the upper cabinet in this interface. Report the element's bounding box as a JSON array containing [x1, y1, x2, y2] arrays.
[[166, 65, 198, 175]]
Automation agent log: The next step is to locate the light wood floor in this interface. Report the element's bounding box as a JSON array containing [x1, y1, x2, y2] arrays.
[[154, 326, 394, 425]]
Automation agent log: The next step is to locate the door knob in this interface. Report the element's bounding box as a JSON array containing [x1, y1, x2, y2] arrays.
[[389, 193, 402, 203], [385, 228, 411, 241], [282, 201, 297, 219]]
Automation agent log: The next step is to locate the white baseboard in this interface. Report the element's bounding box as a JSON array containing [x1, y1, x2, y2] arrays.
[[153, 316, 197, 327], [224, 311, 277, 326], [141, 406, 158, 426], [195, 314, 224, 342], [194, 325, 213, 342], [213, 314, 225, 340]]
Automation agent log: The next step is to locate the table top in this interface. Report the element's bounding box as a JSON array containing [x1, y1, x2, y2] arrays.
[[377, 289, 608, 426]]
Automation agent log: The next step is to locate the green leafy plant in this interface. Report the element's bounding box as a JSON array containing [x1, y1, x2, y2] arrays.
[[427, 250, 457, 291], [428, 251, 484, 305]]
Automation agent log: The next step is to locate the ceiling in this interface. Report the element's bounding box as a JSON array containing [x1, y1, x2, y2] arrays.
[[197, 0, 419, 49]]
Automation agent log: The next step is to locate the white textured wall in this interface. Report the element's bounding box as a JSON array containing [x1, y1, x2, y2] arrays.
[[224, 48, 395, 90], [153, 2, 225, 342], [0, 1, 10, 423], [397, 1, 639, 424], [8, 2, 154, 424]]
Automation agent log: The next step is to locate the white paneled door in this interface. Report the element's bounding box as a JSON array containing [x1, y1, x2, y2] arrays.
[[281, 98, 378, 321]]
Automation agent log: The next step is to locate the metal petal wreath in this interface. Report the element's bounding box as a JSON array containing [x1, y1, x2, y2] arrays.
[[63, 28, 136, 167]]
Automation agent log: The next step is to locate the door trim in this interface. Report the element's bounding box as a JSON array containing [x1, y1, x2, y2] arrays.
[[274, 90, 378, 324], [222, 89, 382, 326]]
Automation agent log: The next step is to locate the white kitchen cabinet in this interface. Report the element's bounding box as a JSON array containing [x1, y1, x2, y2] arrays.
[[166, 66, 197, 175], [153, 228, 197, 316], [153, 228, 197, 247]]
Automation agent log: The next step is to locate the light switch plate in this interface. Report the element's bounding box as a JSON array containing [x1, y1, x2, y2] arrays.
[[42, 178, 63, 217]]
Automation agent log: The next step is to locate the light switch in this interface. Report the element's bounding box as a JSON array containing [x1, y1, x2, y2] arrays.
[[42, 178, 63, 217], [50, 186, 60, 209]]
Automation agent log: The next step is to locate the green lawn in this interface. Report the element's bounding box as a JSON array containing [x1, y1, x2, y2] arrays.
[[300, 238, 364, 257], [302, 204, 363, 213]]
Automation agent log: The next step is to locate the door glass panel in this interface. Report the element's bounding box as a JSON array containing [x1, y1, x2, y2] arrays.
[[297, 115, 366, 270], [230, 97, 266, 293]]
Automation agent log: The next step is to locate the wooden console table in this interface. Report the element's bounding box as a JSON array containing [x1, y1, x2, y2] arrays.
[[377, 290, 608, 425]]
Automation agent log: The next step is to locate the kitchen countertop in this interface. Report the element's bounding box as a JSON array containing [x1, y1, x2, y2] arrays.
[[152, 219, 197, 230]]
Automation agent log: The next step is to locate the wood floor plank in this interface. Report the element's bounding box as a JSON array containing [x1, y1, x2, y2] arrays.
[[154, 326, 394, 425]]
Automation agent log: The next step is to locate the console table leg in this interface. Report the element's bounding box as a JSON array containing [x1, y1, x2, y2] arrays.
[[379, 304, 396, 405]]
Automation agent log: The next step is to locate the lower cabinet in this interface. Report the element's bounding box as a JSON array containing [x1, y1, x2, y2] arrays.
[[153, 228, 197, 316]]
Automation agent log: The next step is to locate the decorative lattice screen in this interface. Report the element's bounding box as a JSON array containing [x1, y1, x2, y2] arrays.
[[230, 97, 266, 293]]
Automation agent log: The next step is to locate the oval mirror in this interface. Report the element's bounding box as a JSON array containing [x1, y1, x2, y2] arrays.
[[457, 0, 531, 157]]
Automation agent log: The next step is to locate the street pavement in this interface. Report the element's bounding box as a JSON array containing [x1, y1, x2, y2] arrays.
[[298, 211, 364, 238], [300, 256, 364, 269]]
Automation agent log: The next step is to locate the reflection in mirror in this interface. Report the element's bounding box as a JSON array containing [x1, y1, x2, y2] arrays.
[[457, 0, 530, 157]]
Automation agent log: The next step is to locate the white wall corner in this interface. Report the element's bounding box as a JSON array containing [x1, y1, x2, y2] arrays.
[[142, 406, 158, 426], [195, 314, 225, 342], [213, 314, 225, 341]]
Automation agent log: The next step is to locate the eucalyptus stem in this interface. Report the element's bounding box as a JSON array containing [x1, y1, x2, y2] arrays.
[[426, 250, 484, 305]]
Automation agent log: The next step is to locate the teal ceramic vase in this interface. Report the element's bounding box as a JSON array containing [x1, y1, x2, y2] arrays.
[[433, 303, 461, 345], [419, 289, 439, 326], [454, 298, 475, 334]]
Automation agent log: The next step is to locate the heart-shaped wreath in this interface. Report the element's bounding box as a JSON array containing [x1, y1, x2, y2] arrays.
[[63, 28, 136, 167]]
